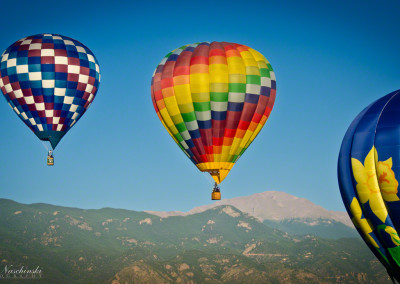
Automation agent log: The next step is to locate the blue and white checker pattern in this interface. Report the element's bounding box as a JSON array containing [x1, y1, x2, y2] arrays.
[[0, 34, 101, 133]]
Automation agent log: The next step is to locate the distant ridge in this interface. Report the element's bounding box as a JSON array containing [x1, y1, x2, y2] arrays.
[[145, 191, 353, 227], [0, 198, 387, 283]]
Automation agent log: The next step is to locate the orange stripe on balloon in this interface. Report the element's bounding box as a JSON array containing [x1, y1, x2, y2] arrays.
[[235, 129, 246, 138], [209, 56, 226, 65], [190, 64, 208, 74], [173, 75, 189, 85], [161, 86, 174, 98]]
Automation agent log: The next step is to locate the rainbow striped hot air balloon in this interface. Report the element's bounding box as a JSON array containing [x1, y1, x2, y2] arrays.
[[151, 42, 276, 198]]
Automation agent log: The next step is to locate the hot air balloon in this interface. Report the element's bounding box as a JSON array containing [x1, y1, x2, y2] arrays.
[[151, 42, 276, 199], [338, 89, 400, 281], [0, 34, 101, 165]]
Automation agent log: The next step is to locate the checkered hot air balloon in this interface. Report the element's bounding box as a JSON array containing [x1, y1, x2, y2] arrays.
[[151, 42, 276, 198], [0, 34, 101, 159]]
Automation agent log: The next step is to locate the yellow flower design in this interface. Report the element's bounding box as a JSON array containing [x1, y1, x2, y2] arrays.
[[351, 146, 399, 223], [377, 156, 399, 202], [384, 226, 400, 246], [350, 197, 379, 248]]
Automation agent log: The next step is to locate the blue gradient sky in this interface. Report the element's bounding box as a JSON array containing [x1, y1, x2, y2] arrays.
[[0, 0, 399, 212]]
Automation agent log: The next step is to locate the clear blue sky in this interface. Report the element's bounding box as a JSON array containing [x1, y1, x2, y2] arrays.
[[0, 0, 399, 212]]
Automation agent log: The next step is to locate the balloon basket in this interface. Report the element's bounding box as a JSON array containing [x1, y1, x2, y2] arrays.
[[212, 191, 221, 200], [47, 156, 54, 166], [212, 183, 221, 200]]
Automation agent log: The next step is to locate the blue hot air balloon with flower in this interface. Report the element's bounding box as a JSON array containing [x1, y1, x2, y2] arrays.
[[338, 89, 400, 282]]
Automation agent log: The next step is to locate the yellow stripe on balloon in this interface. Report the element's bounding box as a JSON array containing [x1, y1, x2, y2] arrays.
[[227, 57, 246, 74], [164, 96, 182, 121], [159, 108, 179, 135], [174, 84, 193, 105], [192, 92, 210, 103], [210, 83, 228, 93], [190, 73, 209, 93], [249, 48, 267, 62]]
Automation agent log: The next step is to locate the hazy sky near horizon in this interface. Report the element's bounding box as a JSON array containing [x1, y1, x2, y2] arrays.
[[0, 0, 400, 213]]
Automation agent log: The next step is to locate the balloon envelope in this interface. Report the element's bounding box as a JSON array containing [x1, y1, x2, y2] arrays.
[[338, 89, 400, 280], [151, 42, 276, 184], [0, 34, 101, 149]]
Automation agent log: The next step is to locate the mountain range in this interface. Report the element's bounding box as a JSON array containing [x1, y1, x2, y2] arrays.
[[0, 192, 391, 283], [146, 191, 356, 239], [146, 191, 351, 224]]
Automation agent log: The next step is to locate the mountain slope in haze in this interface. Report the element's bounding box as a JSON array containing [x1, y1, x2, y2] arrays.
[[0, 198, 389, 284], [146, 191, 351, 225], [145, 191, 356, 239], [263, 218, 357, 239]]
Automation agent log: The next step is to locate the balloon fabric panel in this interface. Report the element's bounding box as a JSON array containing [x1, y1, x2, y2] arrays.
[[0, 34, 101, 149], [151, 42, 276, 184], [338, 90, 400, 280], [338, 99, 389, 267]]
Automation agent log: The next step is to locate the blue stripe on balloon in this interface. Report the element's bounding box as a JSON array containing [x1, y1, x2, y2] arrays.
[[65, 45, 76, 51], [244, 93, 259, 104], [0, 68, 8, 76], [198, 120, 212, 129], [54, 103, 63, 110], [188, 129, 201, 139], [167, 54, 179, 62], [55, 73, 67, 81], [55, 79, 67, 88], [211, 111, 226, 120], [9, 46, 19, 53], [43, 94, 53, 102], [17, 73, 29, 82], [28, 57, 41, 65], [89, 68, 97, 77], [75, 90, 84, 99], [9, 74, 18, 83], [67, 81, 78, 90], [67, 51, 78, 58], [185, 139, 195, 149], [184, 46, 196, 52], [8, 51, 17, 58], [260, 86, 270, 97], [31, 88, 42, 95], [42, 37, 53, 43], [16, 51, 28, 60], [228, 102, 243, 112], [80, 59, 89, 68], [78, 53, 87, 60], [42, 64, 55, 73], [61, 104, 70, 111]]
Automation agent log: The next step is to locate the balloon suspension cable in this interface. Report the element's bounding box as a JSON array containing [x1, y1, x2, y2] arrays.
[[40, 140, 50, 152], [201, 171, 215, 185]]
